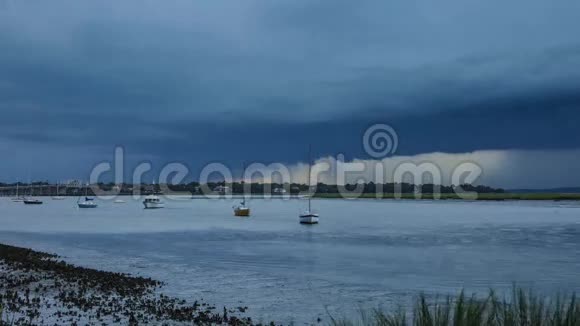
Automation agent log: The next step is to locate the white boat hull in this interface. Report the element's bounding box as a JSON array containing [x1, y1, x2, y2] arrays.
[[52, 196, 66, 200], [143, 202, 165, 209], [299, 213, 319, 224], [78, 202, 98, 208]]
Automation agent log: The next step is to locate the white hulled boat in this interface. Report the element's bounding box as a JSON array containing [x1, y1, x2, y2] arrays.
[[299, 146, 319, 224], [299, 198, 319, 224], [143, 194, 164, 209], [233, 164, 251, 217], [78, 184, 98, 208], [78, 197, 98, 208]]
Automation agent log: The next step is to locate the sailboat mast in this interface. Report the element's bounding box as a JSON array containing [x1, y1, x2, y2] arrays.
[[308, 145, 312, 212], [241, 161, 246, 206]]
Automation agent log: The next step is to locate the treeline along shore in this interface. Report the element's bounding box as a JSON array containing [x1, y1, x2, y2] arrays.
[[315, 193, 580, 201], [1, 181, 579, 201], [0, 243, 263, 325]]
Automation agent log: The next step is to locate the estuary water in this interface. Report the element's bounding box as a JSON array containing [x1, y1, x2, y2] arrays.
[[1, 197, 579, 324]]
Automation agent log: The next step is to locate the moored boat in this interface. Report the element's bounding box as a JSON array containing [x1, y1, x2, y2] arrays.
[[143, 194, 164, 209], [23, 198, 43, 205], [299, 145, 319, 224], [78, 184, 98, 208], [233, 198, 250, 217], [233, 163, 251, 217], [299, 211, 319, 224], [23, 183, 43, 205], [78, 197, 98, 208]]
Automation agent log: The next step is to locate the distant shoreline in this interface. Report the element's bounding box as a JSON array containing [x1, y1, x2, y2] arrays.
[[4, 192, 579, 201], [163, 192, 580, 201], [4, 183, 579, 201], [314, 193, 580, 201]]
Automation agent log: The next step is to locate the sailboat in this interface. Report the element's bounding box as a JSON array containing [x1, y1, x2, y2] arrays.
[[11, 183, 25, 202], [299, 146, 319, 224], [23, 198, 43, 205], [23, 184, 43, 205], [233, 164, 250, 216], [77, 184, 98, 208], [52, 182, 66, 200], [233, 196, 250, 217]]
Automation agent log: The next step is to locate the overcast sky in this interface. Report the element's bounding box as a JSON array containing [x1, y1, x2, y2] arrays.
[[1, 0, 579, 188]]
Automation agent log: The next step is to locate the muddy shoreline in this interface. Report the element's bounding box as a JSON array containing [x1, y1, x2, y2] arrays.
[[0, 243, 267, 325]]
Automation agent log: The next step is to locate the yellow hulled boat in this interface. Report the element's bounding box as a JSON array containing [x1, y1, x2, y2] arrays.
[[233, 198, 250, 216]]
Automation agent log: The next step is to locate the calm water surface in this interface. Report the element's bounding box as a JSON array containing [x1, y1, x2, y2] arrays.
[[1, 197, 579, 324]]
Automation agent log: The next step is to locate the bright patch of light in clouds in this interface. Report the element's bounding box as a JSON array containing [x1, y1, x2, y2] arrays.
[[258, 149, 580, 189]]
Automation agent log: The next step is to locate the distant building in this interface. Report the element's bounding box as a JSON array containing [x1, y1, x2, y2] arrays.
[[273, 187, 287, 194], [213, 185, 230, 195], [66, 180, 82, 188]]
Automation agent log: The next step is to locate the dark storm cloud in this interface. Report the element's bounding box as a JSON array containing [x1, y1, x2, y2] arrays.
[[1, 0, 580, 185]]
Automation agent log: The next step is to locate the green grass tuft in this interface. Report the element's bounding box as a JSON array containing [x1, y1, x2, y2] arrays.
[[330, 287, 580, 326]]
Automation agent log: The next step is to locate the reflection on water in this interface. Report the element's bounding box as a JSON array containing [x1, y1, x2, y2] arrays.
[[1, 197, 579, 323]]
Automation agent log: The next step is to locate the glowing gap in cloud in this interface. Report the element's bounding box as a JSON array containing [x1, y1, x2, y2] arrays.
[[248, 149, 580, 189]]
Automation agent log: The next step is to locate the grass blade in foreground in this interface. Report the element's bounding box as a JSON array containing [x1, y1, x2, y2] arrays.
[[331, 288, 580, 326]]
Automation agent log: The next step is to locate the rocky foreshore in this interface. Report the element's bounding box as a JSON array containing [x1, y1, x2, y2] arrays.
[[0, 243, 261, 325]]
